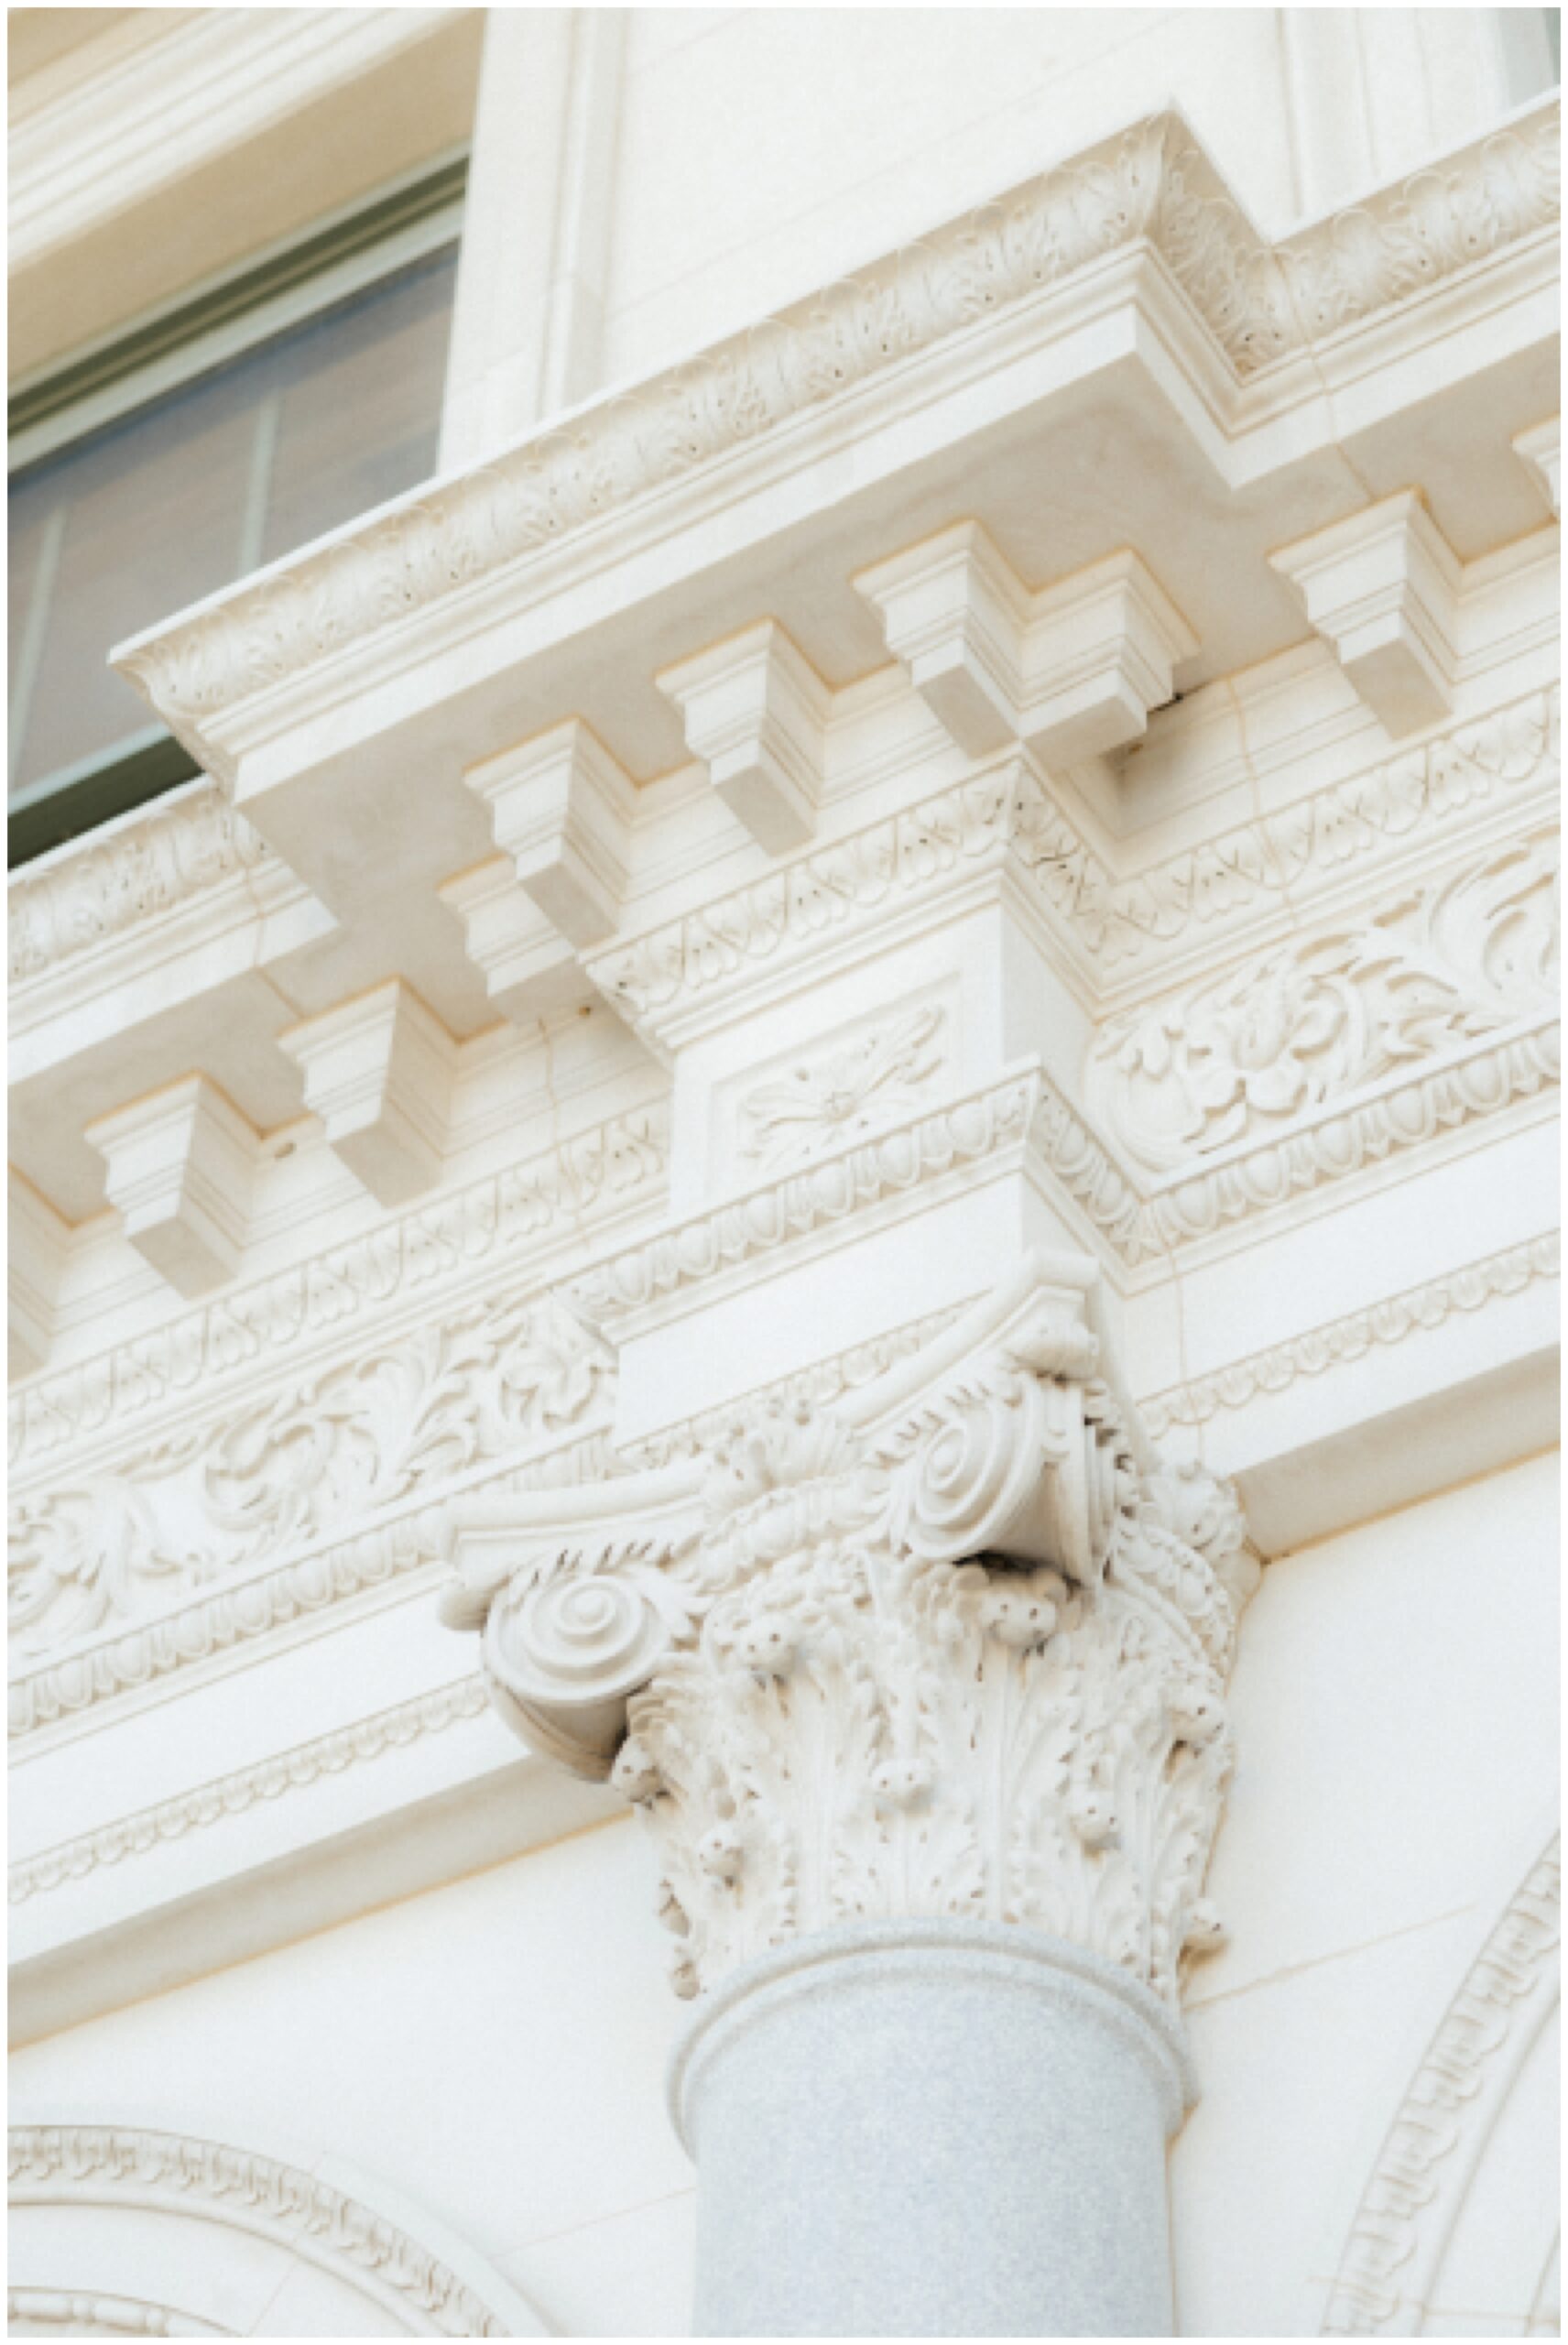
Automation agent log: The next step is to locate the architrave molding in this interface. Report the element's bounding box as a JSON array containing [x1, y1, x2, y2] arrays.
[[8, 1677, 488, 1906], [1320, 1833, 1561, 2337], [7, 2122, 547, 2340], [1141, 1232, 1561, 1438]]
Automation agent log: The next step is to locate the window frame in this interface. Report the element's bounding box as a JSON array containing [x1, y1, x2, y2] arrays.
[[8, 150, 467, 867]]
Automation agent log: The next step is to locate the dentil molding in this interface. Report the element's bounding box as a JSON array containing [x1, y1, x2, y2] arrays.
[[112, 104, 1558, 749], [441, 1253, 1259, 2008], [586, 689, 1559, 1051]]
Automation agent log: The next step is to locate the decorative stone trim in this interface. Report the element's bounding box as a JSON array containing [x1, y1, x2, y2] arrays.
[[10, 1291, 615, 1655], [626, 1301, 971, 1471], [1134, 1020, 1558, 1255], [8, 1677, 487, 1904], [84, 1077, 264, 1303], [1320, 1835, 1561, 2337], [7, 2286, 223, 2336], [7, 2125, 518, 2338], [1088, 831, 1560, 1172], [443, 1255, 1260, 2005], [114, 104, 1558, 744], [658, 621, 833, 854], [587, 690, 1558, 1046], [855, 523, 1195, 766], [1271, 494, 1462, 738], [7, 785, 264, 991], [6, 1435, 611, 1743], [463, 718, 637, 950], [1140, 1234, 1561, 1436], [9, 1102, 667, 1472], [1513, 417, 1561, 518], [567, 1068, 1044, 1323], [569, 1020, 1559, 1325], [280, 982, 461, 1210]]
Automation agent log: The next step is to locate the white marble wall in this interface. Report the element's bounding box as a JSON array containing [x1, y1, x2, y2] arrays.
[[12, 1450, 1556, 2338]]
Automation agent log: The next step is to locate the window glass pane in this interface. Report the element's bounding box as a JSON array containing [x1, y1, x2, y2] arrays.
[[261, 249, 455, 564], [8, 244, 457, 806], [12, 371, 255, 790]]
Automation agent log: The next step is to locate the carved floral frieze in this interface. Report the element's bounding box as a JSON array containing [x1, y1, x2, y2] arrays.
[[737, 1006, 947, 1173], [1089, 832, 1560, 1172], [9, 1294, 613, 1655], [7, 1432, 612, 1742], [8, 1104, 665, 1474], [114, 106, 1556, 744], [443, 1258, 1260, 2008]]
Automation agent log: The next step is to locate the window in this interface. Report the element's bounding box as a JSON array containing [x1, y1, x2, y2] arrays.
[[8, 158, 464, 866]]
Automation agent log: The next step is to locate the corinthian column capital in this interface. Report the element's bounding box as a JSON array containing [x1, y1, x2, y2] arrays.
[[440, 1251, 1258, 2011]]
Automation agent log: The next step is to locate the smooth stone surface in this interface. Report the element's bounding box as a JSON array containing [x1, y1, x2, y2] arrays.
[[670, 1921, 1193, 2339]]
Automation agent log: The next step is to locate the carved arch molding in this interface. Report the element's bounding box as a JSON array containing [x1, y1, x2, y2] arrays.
[[1322, 1831, 1561, 2337], [7, 2124, 550, 2339]]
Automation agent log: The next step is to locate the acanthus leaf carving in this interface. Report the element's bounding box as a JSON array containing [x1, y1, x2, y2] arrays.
[[443, 1256, 1258, 2011], [1089, 832, 1560, 1172], [9, 1293, 614, 1653]]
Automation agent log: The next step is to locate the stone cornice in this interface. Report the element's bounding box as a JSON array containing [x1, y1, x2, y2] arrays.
[[8, 1101, 666, 1474], [8, 783, 267, 992], [1142, 1233, 1560, 1437], [7, 2122, 526, 2340], [8, 1676, 487, 1905], [1320, 1833, 1561, 2336], [113, 104, 1558, 754]]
